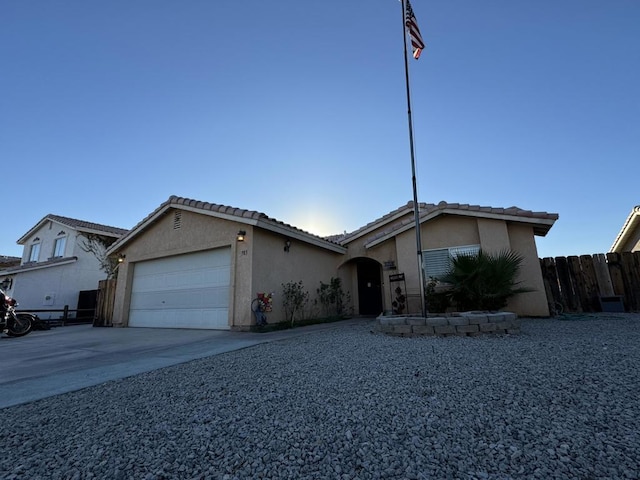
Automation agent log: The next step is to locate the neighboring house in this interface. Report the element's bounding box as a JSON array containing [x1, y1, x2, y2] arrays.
[[107, 196, 558, 330], [610, 205, 640, 253], [0, 255, 21, 294], [4, 215, 128, 318]]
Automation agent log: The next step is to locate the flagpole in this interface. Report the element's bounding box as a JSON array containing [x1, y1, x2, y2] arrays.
[[400, 0, 427, 317]]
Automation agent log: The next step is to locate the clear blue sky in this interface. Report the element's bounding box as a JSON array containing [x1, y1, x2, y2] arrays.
[[1, 1, 638, 259]]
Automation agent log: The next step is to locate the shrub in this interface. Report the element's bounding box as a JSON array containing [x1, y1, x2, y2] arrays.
[[317, 277, 350, 317], [281, 281, 309, 326], [440, 249, 531, 311], [425, 277, 451, 313]]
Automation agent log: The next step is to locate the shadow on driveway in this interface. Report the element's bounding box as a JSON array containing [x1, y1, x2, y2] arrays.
[[0, 319, 371, 409]]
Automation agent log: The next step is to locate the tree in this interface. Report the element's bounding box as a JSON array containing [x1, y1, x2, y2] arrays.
[[78, 234, 119, 279], [281, 281, 309, 326]]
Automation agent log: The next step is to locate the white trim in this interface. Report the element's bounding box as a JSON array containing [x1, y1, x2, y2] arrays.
[[423, 244, 481, 279], [365, 209, 556, 248], [341, 206, 414, 245], [610, 206, 640, 253], [8, 257, 77, 273]]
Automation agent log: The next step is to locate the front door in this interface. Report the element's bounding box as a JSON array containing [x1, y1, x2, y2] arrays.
[[357, 259, 383, 315]]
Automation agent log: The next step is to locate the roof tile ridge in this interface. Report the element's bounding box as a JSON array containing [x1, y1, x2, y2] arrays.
[[47, 214, 128, 234]]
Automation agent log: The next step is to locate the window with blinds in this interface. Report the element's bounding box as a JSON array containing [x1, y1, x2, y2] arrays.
[[423, 244, 480, 280]]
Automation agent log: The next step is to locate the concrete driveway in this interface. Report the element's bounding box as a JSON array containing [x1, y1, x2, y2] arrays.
[[0, 320, 367, 409]]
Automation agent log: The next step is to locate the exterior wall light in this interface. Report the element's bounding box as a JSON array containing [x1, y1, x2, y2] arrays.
[[284, 239, 291, 252], [237, 230, 246, 242], [118, 254, 126, 264]]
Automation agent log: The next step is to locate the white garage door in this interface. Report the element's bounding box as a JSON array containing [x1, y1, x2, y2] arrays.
[[129, 248, 231, 329]]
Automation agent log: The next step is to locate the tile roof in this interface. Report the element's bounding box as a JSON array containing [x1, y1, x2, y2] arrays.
[[107, 195, 345, 255], [18, 214, 128, 244], [340, 200, 559, 245], [0, 256, 20, 268], [166, 196, 342, 243], [46, 215, 129, 236]]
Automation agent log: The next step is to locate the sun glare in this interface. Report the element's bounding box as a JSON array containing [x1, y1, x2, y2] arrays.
[[288, 208, 343, 237]]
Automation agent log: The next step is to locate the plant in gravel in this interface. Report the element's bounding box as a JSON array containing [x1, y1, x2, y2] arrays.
[[317, 277, 350, 318], [425, 277, 451, 313], [281, 281, 309, 326], [440, 249, 531, 311]]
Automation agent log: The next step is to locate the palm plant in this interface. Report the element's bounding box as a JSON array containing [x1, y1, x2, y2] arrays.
[[440, 249, 531, 311]]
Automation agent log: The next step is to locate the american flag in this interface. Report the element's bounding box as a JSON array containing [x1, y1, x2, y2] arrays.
[[405, 0, 425, 59]]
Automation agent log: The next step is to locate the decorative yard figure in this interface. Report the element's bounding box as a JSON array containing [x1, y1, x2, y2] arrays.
[[392, 286, 406, 314], [251, 292, 273, 326]]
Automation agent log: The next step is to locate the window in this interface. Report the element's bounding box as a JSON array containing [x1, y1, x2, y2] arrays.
[[423, 244, 480, 280], [53, 237, 66, 258], [29, 243, 41, 262]]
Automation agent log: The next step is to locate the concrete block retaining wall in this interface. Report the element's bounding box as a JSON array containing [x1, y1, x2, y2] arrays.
[[375, 312, 520, 337]]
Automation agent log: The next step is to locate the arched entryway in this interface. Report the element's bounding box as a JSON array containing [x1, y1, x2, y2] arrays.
[[356, 258, 383, 315]]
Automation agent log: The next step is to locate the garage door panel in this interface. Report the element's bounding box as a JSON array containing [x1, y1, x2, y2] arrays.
[[130, 286, 230, 310], [129, 248, 231, 330], [132, 267, 230, 293], [129, 308, 228, 329]]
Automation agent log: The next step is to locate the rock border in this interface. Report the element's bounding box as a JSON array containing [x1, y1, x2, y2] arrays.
[[375, 312, 520, 337]]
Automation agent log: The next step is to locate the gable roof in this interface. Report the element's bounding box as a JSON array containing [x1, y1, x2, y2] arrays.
[[106, 195, 347, 255], [0, 256, 20, 269], [340, 201, 559, 248], [18, 214, 129, 244], [610, 205, 640, 253]]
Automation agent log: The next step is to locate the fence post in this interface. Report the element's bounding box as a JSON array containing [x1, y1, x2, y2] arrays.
[[62, 305, 69, 326], [579, 255, 600, 312], [621, 252, 640, 311], [593, 253, 615, 297]]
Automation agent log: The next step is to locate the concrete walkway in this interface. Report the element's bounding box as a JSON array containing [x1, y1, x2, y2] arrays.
[[0, 319, 370, 409]]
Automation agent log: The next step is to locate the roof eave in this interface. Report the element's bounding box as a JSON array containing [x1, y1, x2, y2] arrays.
[[16, 217, 60, 245], [17, 215, 125, 245], [340, 205, 414, 245], [4, 256, 78, 274], [365, 209, 558, 249], [610, 206, 640, 253], [107, 202, 346, 256]]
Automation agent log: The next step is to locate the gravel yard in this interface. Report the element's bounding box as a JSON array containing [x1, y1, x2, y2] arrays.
[[2, 314, 639, 479]]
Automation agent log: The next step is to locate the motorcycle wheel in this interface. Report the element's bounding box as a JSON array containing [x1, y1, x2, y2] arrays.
[[6, 313, 33, 337]]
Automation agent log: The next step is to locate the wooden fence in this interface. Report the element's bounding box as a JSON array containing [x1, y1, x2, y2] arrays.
[[540, 252, 640, 314], [94, 278, 117, 327]]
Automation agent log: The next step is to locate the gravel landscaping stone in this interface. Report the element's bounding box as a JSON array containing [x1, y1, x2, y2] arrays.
[[1, 314, 639, 479]]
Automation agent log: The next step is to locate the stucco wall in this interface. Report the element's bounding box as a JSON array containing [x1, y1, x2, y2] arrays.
[[343, 213, 550, 317], [14, 223, 108, 316], [625, 232, 640, 253], [20, 222, 72, 264], [250, 229, 343, 326], [111, 209, 242, 328], [505, 223, 550, 316], [12, 259, 106, 317], [111, 208, 345, 328]]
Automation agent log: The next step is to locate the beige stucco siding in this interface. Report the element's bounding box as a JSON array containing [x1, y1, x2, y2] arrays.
[[111, 209, 243, 327], [111, 207, 346, 329], [247, 229, 343, 326], [477, 218, 510, 253], [422, 216, 480, 249], [505, 224, 550, 316], [342, 213, 551, 317]]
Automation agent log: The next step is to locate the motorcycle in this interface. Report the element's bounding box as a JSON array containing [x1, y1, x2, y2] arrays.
[[1, 288, 33, 337]]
